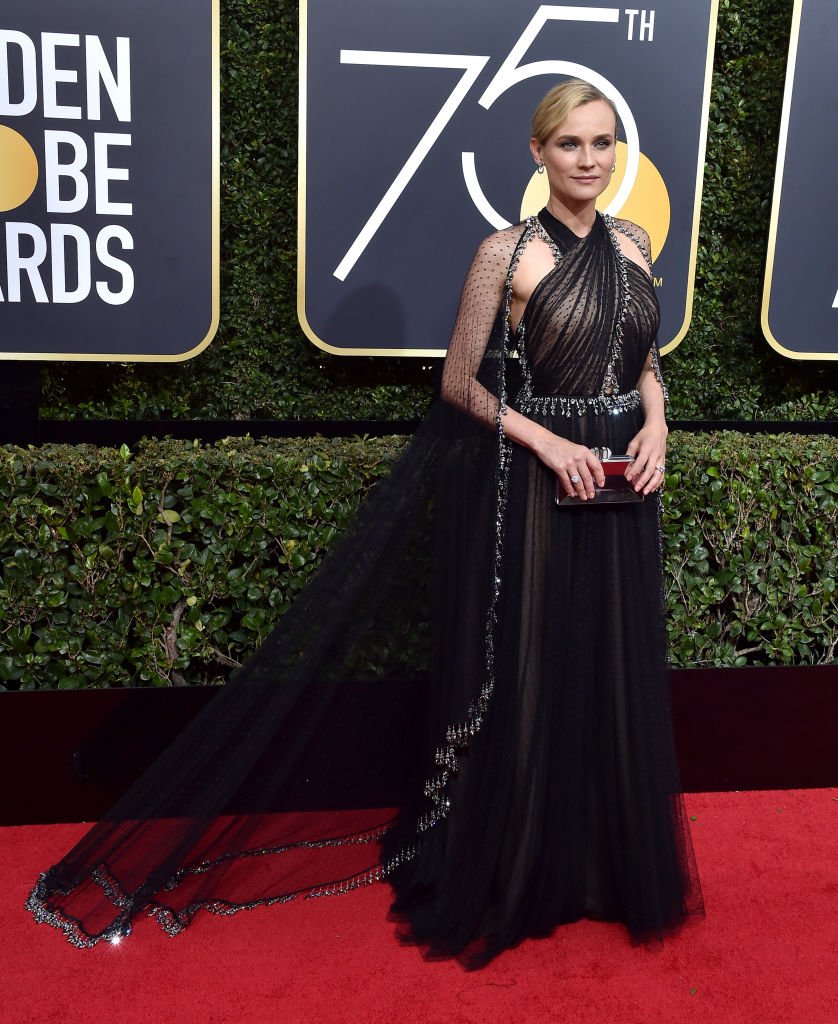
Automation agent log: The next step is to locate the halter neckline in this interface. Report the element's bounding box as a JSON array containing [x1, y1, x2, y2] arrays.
[[537, 206, 601, 247]]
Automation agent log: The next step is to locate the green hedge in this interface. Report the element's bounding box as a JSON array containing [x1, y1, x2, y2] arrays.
[[662, 432, 836, 666], [39, 0, 838, 423], [1, 432, 834, 690], [0, 436, 404, 689]]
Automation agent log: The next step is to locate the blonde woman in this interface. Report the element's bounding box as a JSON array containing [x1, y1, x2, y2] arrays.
[[29, 80, 703, 968], [384, 79, 704, 964]]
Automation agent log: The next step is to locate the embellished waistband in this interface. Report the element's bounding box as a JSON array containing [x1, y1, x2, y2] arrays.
[[516, 389, 641, 417]]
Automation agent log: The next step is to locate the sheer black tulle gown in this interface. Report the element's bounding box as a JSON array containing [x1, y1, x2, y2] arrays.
[[27, 208, 704, 968]]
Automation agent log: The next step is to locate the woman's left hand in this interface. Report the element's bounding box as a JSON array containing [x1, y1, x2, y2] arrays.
[[625, 421, 668, 495]]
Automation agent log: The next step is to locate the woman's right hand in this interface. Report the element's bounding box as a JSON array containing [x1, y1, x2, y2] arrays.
[[534, 431, 605, 501]]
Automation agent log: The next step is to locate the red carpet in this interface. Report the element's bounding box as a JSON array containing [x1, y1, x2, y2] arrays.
[[2, 789, 836, 1024]]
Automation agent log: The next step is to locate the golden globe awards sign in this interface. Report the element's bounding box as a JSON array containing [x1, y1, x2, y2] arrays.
[[299, 0, 718, 356], [762, 0, 837, 360], [0, 1, 219, 361]]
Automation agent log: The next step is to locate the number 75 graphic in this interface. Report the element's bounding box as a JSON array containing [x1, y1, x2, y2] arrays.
[[332, 5, 643, 281]]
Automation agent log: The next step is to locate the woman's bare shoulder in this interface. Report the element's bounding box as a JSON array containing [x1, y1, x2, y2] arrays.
[[610, 217, 653, 273]]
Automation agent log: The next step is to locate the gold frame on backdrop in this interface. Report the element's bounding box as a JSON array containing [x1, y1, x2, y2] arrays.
[[297, 0, 719, 358], [760, 0, 836, 360], [0, 0, 221, 363]]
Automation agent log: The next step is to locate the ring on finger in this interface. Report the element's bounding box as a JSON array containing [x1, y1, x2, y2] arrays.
[[570, 474, 581, 484]]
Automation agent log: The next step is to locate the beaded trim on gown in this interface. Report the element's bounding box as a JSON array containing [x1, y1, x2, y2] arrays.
[[27, 208, 704, 968]]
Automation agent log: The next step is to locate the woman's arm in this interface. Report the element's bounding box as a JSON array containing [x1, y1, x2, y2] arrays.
[[611, 220, 669, 496], [625, 349, 668, 494], [441, 230, 605, 498]]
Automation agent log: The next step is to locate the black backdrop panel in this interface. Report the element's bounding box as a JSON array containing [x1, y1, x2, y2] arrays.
[[0, 0, 218, 360], [762, 0, 838, 359], [299, 0, 718, 356]]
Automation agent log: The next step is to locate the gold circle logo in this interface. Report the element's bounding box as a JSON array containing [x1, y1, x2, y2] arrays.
[[0, 125, 39, 212]]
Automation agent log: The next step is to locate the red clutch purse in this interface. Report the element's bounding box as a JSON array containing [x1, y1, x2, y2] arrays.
[[555, 453, 644, 506]]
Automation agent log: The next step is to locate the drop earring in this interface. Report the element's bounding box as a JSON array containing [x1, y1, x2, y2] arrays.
[[611, 162, 616, 172], [537, 162, 545, 174]]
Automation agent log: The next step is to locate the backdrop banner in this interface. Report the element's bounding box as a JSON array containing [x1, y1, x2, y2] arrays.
[[299, 0, 718, 357], [0, 0, 218, 361], [761, 0, 838, 360]]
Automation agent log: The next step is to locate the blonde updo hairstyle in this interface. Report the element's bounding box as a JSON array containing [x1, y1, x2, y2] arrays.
[[531, 79, 619, 146]]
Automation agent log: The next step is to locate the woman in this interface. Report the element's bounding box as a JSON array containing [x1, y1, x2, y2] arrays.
[[27, 80, 704, 966], [381, 79, 704, 966]]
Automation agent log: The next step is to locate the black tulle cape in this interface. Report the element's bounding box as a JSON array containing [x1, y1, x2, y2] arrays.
[[27, 209, 704, 968]]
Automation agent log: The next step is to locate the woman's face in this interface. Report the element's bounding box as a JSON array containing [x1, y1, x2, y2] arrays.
[[531, 99, 617, 206]]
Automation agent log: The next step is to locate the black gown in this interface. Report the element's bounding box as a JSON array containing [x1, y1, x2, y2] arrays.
[[27, 208, 704, 967]]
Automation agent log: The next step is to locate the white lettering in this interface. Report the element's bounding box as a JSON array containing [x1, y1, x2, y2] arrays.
[[51, 224, 91, 303], [625, 9, 654, 41], [44, 132, 133, 215], [44, 130, 89, 214], [0, 223, 134, 303], [96, 226, 134, 304], [0, 32, 133, 120], [41, 33, 82, 120], [94, 134, 132, 215], [85, 36, 131, 122], [0, 30, 38, 116], [6, 222, 49, 302]]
